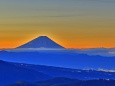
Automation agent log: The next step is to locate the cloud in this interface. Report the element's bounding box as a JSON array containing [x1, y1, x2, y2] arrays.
[[109, 52, 115, 54], [0, 13, 87, 19], [76, 48, 115, 57]]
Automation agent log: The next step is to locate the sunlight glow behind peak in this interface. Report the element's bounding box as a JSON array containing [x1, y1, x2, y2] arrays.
[[0, 0, 115, 48]]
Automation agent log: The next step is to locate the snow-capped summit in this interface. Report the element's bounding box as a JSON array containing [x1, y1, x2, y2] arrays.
[[17, 36, 64, 49]]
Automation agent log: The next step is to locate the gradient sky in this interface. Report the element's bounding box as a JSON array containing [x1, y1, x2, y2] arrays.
[[0, 0, 115, 48]]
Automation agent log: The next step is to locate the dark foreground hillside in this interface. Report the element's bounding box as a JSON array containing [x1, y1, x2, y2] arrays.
[[0, 60, 50, 86], [1, 60, 115, 85], [6, 77, 115, 86]]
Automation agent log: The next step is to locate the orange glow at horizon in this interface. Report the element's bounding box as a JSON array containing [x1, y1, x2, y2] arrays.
[[0, 34, 115, 49], [0, 0, 115, 49]]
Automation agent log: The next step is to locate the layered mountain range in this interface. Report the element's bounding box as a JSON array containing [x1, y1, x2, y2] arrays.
[[0, 60, 115, 85]]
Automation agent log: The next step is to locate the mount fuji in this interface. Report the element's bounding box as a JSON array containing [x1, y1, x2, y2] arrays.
[[17, 36, 64, 49]]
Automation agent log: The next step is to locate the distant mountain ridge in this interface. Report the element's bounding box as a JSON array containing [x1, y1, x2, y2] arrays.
[[1, 50, 115, 69], [18, 36, 64, 49]]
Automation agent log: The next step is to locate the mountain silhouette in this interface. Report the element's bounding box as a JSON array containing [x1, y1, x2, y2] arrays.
[[18, 36, 64, 48], [6, 78, 115, 86]]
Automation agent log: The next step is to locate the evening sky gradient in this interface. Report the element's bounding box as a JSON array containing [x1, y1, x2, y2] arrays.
[[0, 0, 115, 48]]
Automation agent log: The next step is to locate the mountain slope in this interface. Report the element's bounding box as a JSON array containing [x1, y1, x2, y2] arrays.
[[11, 62, 115, 80], [18, 36, 64, 48], [6, 78, 115, 86], [0, 60, 50, 85], [1, 60, 115, 85]]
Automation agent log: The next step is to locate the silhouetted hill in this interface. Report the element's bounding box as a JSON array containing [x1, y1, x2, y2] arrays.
[[0, 60, 50, 85], [35, 77, 79, 86], [1, 60, 115, 85], [55, 79, 115, 86], [5, 78, 115, 86], [18, 36, 64, 48]]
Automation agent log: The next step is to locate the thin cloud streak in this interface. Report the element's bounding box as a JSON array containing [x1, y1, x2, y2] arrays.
[[0, 14, 88, 19]]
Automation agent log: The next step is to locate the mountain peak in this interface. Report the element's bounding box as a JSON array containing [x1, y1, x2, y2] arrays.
[[38, 36, 50, 39], [17, 36, 64, 49], [39, 36, 48, 37]]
